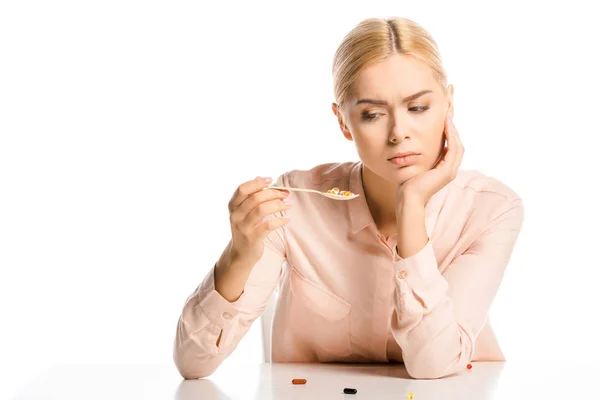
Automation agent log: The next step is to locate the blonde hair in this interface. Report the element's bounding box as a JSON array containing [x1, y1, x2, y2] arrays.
[[332, 17, 448, 109]]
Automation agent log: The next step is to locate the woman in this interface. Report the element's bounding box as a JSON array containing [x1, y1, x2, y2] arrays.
[[173, 17, 524, 380]]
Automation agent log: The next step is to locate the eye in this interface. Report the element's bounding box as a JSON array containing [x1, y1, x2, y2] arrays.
[[361, 112, 382, 121], [409, 106, 430, 113]]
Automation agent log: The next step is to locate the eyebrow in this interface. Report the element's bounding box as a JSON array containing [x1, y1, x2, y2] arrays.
[[354, 90, 433, 106]]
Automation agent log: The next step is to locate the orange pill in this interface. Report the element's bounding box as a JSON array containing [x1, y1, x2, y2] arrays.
[[466, 363, 472, 370], [292, 378, 307, 384]]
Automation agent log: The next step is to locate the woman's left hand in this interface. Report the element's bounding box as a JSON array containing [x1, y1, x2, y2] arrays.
[[398, 114, 464, 206]]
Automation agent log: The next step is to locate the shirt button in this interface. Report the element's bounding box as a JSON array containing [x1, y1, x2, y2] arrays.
[[397, 270, 408, 279], [222, 312, 232, 320]]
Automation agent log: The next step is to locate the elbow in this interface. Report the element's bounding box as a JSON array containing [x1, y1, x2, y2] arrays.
[[178, 369, 205, 380], [404, 347, 466, 380], [178, 370, 212, 380], [174, 353, 217, 380], [404, 325, 474, 379], [173, 317, 221, 379], [173, 340, 218, 380], [405, 361, 455, 380]]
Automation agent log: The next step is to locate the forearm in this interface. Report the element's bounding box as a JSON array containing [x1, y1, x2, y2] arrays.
[[174, 254, 281, 379], [390, 196, 524, 378], [395, 193, 428, 259], [174, 266, 248, 379], [214, 241, 255, 303], [391, 290, 471, 379], [393, 193, 469, 378]]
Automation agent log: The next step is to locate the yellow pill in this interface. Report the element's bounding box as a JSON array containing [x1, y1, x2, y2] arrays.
[[330, 187, 340, 194], [408, 393, 414, 399]]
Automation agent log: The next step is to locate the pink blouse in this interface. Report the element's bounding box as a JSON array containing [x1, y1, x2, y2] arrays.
[[174, 161, 524, 379]]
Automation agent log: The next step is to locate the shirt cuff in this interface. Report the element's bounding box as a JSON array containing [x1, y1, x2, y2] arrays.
[[392, 239, 448, 310], [180, 265, 247, 352], [196, 265, 245, 330]]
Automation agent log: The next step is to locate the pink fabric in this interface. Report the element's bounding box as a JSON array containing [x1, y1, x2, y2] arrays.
[[174, 161, 524, 379]]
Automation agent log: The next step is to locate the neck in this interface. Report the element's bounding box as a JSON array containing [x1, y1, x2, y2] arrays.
[[361, 165, 398, 235]]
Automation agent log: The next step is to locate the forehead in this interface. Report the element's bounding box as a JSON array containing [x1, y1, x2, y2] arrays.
[[350, 53, 439, 102]]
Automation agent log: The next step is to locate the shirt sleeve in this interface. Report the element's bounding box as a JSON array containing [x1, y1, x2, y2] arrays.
[[173, 176, 288, 379], [390, 198, 524, 379]]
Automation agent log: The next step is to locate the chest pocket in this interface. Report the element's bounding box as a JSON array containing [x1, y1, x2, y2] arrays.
[[289, 266, 353, 361]]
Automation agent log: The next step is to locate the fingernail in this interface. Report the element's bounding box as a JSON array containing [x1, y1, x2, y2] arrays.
[[284, 197, 292, 204], [264, 177, 273, 184]]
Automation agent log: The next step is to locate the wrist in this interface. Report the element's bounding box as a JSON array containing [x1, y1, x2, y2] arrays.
[[397, 191, 425, 211], [215, 254, 250, 303], [395, 192, 428, 259], [217, 246, 252, 275]]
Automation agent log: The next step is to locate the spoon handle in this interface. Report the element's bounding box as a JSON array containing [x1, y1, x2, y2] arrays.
[[267, 186, 321, 194]]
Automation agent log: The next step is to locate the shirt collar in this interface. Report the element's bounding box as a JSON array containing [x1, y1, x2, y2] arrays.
[[348, 161, 450, 237]]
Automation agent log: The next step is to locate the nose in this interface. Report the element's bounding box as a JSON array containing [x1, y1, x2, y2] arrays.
[[388, 113, 409, 143]]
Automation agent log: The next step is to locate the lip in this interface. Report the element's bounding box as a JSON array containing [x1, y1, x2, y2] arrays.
[[388, 151, 420, 160], [388, 152, 420, 167]]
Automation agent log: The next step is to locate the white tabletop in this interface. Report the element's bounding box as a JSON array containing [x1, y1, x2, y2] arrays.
[[13, 361, 600, 399]]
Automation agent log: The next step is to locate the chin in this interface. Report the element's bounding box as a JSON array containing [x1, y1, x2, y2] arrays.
[[387, 165, 421, 183]]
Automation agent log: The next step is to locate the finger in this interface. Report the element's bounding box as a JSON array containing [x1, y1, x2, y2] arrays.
[[244, 196, 292, 227], [447, 115, 464, 149], [433, 146, 448, 169], [449, 118, 464, 151], [441, 115, 460, 172], [229, 176, 273, 212], [434, 115, 454, 167], [444, 115, 452, 139], [237, 187, 290, 217], [446, 116, 464, 173]]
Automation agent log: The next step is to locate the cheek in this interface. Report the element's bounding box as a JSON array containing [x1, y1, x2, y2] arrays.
[[420, 132, 445, 165], [351, 125, 380, 146], [353, 136, 377, 154], [361, 135, 389, 158], [421, 129, 444, 148], [426, 118, 446, 147]]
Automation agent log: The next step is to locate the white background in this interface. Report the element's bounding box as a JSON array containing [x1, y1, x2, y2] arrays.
[[2, 0, 599, 398]]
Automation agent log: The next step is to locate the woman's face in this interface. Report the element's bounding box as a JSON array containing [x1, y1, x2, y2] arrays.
[[333, 53, 454, 185]]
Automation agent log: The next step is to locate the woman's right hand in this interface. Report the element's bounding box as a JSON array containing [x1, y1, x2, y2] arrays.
[[227, 176, 291, 269]]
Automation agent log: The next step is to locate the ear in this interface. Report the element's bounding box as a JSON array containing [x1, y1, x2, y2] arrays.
[[446, 84, 455, 119], [331, 103, 353, 141]]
